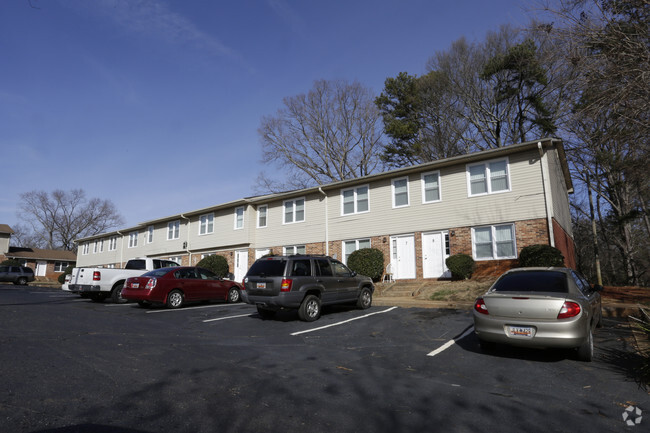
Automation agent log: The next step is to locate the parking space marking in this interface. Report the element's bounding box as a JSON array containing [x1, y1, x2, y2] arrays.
[[145, 303, 243, 313], [203, 313, 253, 322], [290, 306, 398, 336], [427, 325, 474, 357]]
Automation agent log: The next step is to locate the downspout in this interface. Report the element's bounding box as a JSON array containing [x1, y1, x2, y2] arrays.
[[117, 231, 124, 268], [318, 187, 329, 256], [537, 142, 555, 247], [180, 214, 191, 265]]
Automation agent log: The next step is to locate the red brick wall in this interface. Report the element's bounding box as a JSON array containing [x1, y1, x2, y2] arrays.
[[553, 219, 576, 269]]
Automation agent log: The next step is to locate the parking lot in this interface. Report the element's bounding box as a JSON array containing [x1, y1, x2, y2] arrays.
[[1, 284, 647, 432]]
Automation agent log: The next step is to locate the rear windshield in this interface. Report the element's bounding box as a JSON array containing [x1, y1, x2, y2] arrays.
[[125, 260, 146, 270], [142, 268, 172, 278], [246, 259, 287, 277], [492, 271, 568, 293]]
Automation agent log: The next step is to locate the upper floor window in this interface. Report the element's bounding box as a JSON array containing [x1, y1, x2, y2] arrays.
[[284, 198, 305, 224], [234, 207, 244, 230], [128, 231, 138, 248], [341, 185, 369, 215], [421, 171, 441, 203], [167, 221, 180, 240], [199, 213, 214, 235], [108, 236, 117, 251], [93, 240, 98, 254], [343, 238, 371, 264], [467, 158, 510, 196], [392, 177, 409, 208], [472, 224, 516, 260], [257, 205, 268, 228], [98, 239, 104, 253], [82, 243, 89, 255], [146, 225, 154, 244]]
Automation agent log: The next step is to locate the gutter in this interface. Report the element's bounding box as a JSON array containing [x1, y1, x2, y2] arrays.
[[537, 142, 555, 247]]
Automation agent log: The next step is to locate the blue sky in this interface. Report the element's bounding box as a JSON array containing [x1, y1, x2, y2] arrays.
[[1, 0, 531, 230]]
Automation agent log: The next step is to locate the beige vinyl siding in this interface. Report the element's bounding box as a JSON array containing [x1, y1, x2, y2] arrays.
[[547, 148, 573, 236], [188, 207, 250, 251]]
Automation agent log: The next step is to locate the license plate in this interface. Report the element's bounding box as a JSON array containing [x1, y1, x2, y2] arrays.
[[508, 326, 533, 338], [256, 282, 266, 289], [132, 283, 139, 289]]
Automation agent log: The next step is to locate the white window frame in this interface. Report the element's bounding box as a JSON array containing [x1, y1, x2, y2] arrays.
[[167, 221, 180, 240], [283, 245, 306, 255], [199, 213, 214, 235], [108, 236, 117, 251], [82, 243, 89, 255], [471, 224, 517, 260], [283, 198, 305, 224], [146, 225, 154, 244], [421, 171, 442, 204], [234, 207, 244, 230], [54, 262, 68, 272], [98, 239, 104, 253], [466, 157, 511, 197], [128, 231, 138, 248], [92, 240, 98, 254], [392, 177, 410, 208], [341, 185, 369, 215], [342, 238, 371, 264], [257, 205, 268, 228]]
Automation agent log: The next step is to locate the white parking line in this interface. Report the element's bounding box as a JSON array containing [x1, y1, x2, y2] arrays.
[[145, 303, 241, 313], [427, 325, 474, 357], [291, 306, 398, 336], [203, 313, 253, 322]]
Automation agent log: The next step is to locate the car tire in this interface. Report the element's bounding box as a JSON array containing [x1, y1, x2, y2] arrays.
[[577, 328, 593, 362], [227, 287, 241, 303], [16, 277, 28, 285], [111, 283, 127, 304], [166, 290, 184, 309], [298, 294, 321, 322], [356, 287, 372, 309], [256, 306, 276, 319]]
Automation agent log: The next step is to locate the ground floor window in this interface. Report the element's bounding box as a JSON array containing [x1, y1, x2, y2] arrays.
[[472, 224, 516, 260], [284, 245, 305, 255], [343, 238, 371, 264], [54, 262, 68, 272]]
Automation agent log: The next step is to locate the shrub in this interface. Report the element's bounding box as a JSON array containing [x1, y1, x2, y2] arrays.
[[1, 259, 22, 267], [58, 265, 74, 284], [347, 248, 384, 281], [518, 244, 564, 267], [196, 254, 230, 278], [445, 254, 475, 280]]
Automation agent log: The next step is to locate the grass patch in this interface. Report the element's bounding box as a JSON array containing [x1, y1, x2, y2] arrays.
[[429, 289, 455, 301]]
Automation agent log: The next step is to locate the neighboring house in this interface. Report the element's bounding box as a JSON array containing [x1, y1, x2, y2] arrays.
[[74, 138, 575, 281], [0, 224, 77, 280]]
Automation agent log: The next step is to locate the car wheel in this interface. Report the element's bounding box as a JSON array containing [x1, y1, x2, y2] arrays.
[[111, 283, 127, 304], [356, 287, 372, 309], [227, 287, 241, 303], [298, 294, 321, 322], [137, 301, 151, 308], [256, 306, 276, 319], [577, 328, 593, 362], [596, 309, 603, 328], [17, 277, 28, 285], [166, 290, 184, 309]]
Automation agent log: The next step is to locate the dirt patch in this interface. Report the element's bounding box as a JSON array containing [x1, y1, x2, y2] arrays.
[[413, 278, 496, 302], [601, 286, 650, 306]]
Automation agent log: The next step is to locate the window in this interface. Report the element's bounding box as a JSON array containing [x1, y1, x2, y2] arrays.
[[472, 224, 516, 260], [341, 185, 369, 215], [343, 239, 371, 264], [168, 256, 183, 265], [93, 240, 98, 254], [257, 205, 268, 228], [421, 171, 441, 203], [234, 207, 244, 230], [167, 221, 180, 240], [146, 226, 154, 244], [283, 198, 305, 224], [128, 231, 138, 248], [284, 245, 306, 255], [98, 239, 104, 253], [467, 158, 510, 196], [82, 243, 89, 255], [392, 177, 409, 208], [54, 262, 68, 272], [108, 236, 117, 251], [199, 213, 214, 235]]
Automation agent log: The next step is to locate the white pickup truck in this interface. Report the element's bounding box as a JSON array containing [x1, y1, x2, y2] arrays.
[[68, 257, 180, 303]]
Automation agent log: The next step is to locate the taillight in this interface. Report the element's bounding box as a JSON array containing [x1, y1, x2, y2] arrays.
[[474, 298, 489, 315], [145, 278, 157, 290], [93, 271, 101, 281], [280, 279, 292, 292], [557, 301, 581, 319]]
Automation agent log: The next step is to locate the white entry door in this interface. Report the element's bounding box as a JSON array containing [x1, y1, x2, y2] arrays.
[[234, 250, 249, 282], [422, 232, 450, 278], [36, 261, 47, 277], [390, 235, 416, 279]]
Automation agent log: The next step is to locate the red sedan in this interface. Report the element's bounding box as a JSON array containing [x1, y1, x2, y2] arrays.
[[122, 266, 243, 309]]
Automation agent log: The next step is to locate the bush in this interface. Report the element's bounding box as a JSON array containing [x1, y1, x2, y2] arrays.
[[196, 254, 230, 278], [347, 248, 384, 281], [445, 254, 475, 280], [58, 265, 74, 284], [1, 259, 22, 267], [518, 244, 564, 267]]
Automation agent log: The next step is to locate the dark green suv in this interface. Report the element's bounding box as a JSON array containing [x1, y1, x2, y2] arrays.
[[241, 255, 374, 321]]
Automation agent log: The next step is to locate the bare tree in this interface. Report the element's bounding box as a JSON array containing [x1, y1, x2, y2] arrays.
[[18, 189, 124, 252], [257, 79, 385, 192]]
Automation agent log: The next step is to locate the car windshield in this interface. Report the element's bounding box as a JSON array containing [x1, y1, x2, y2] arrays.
[[247, 259, 287, 277], [491, 271, 568, 293]]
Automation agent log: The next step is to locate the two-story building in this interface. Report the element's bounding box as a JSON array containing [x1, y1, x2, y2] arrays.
[[74, 138, 575, 281]]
